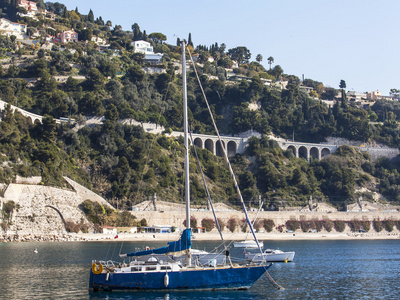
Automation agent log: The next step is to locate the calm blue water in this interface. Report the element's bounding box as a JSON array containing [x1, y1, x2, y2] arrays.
[[0, 239, 399, 299]]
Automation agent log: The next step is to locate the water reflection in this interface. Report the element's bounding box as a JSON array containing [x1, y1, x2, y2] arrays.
[[1, 240, 400, 299]]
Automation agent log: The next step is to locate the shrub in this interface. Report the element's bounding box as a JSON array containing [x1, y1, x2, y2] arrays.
[[227, 218, 238, 233], [314, 220, 323, 232], [182, 217, 197, 229], [2, 200, 15, 221], [334, 221, 346, 232], [347, 220, 363, 232], [216, 218, 225, 231], [253, 220, 263, 232], [276, 224, 284, 232], [140, 218, 148, 227], [65, 221, 79, 233], [240, 218, 248, 233], [300, 220, 315, 232], [322, 220, 334, 232], [373, 219, 383, 232], [361, 220, 371, 231], [263, 219, 275, 232], [285, 220, 300, 231], [201, 218, 215, 232], [382, 220, 394, 232], [395, 220, 400, 231]]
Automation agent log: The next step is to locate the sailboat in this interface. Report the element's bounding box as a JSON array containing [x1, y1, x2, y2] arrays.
[[89, 41, 272, 292]]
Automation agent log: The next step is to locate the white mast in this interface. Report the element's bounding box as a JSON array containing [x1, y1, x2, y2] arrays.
[[182, 41, 191, 266], [182, 41, 190, 229]]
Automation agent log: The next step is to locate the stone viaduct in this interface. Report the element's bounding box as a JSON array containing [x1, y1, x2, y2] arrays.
[[1, 99, 398, 161], [0, 99, 70, 124], [170, 131, 340, 161]]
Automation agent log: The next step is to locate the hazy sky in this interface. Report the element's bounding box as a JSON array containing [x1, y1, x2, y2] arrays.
[[59, 0, 400, 95]]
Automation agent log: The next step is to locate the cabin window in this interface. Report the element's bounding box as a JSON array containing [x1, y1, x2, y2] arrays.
[[146, 266, 157, 271], [131, 267, 142, 272], [161, 266, 171, 271]]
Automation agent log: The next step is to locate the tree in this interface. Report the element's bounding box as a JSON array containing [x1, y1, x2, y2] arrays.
[[27, 27, 37, 38], [88, 9, 94, 23], [188, 32, 193, 46], [267, 56, 274, 70], [79, 28, 93, 41], [227, 46, 251, 65], [269, 65, 283, 79], [256, 54, 263, 63], [390, 89, 400, 101], [36, 0, 46, 10], [85, 68, 105, 90], [148, 32, 166, 45], [339, 80, 346, 90], [131, 23, 142, 41]]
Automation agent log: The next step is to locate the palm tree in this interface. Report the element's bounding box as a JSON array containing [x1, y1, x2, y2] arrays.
[[256, 54, 263, 63], [267, 56, 274, 70]]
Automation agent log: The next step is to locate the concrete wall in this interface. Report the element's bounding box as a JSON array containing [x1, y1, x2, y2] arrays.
[[131, 209, 400, 233]]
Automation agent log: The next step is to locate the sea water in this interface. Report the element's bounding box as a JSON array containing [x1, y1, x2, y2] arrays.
[[0, 239, 399, 299]]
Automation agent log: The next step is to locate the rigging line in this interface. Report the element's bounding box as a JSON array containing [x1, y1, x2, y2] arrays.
[[186, 46, 263, 254], [264, 266, 285, 290], [187, 46, 284, 290], [189, 129, 233, 266], [243, 201, 264, 241], [118, 241, 125, 256], [105, 242, 112, 261]]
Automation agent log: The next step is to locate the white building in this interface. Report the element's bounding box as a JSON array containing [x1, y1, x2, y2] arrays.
[[132, 40, 163, 64], [0, 18, 27, 39], [101, 226, 117, 234], [132, 40, 154, 54]]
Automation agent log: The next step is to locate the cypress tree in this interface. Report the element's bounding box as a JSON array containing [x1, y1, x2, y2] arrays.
[[188, 33, 193, 46], [88, 9, 94, 23]]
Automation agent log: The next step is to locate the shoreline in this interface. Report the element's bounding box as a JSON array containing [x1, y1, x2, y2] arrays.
[[78, 231, 400, 242], [2, 231, 400, 243]]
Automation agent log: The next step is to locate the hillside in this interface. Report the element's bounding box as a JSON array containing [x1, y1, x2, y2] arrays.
[[1, 1, 400, 232]]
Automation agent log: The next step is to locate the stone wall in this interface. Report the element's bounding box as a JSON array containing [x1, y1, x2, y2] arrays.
[[1, 177, 114, 234], [131, 207, 400, 233]]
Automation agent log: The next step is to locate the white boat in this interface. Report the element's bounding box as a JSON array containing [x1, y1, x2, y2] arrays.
[[245, 249, 295, 262], [233, 240, 264, 248], [89, 41, 273, 292]]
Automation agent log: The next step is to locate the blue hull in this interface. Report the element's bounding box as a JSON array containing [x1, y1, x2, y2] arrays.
[[89, 265, 270, 291]]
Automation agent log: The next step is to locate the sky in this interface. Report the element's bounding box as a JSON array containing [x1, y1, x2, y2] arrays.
[[59, 0, 400, 95]]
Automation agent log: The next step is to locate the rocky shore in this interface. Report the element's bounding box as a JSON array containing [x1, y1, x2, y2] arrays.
[[0, 233, 89, 242], [2, 230, 400, 243]]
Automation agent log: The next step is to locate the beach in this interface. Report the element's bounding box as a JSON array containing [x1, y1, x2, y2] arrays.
[[75, 230, 400, 242]]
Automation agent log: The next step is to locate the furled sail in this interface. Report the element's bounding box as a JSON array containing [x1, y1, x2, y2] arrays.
[[119, 228, 192, 258]]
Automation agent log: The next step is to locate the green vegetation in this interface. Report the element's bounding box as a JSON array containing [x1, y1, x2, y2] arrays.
[[79, 199, 138, 229], [0, 1, 399, 213]]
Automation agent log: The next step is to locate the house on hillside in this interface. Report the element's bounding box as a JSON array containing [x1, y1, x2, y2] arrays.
[[91, 35, 106, 45], [132, 40, 163, 64], [299, 85, 313, 94], [58, 29, 78, 43], [367, 90, 382, 101], [18, 0, 38, 15], [0, 18, 27, 39]]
